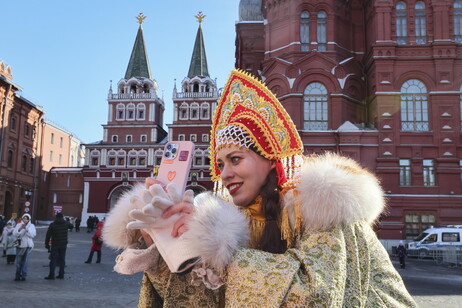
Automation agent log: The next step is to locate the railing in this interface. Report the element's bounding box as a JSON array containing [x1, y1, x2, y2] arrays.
[[173, 92, 217, 99], [407, 247, 462, 267], [109, 93, 155, 100]]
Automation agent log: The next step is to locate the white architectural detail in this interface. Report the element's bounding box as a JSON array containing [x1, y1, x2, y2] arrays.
[[383, 151, 392, 156], [382, 138, 392, 142], [443, 138, 452, 143], [383, 125, 391, 129], [382, 112, 392, 116], [443, 152, 453, 156], [442, 125, 452, 129]]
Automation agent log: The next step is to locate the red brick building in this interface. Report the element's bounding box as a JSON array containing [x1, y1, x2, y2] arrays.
[[0, 61, 44, 220], [81, 16, 167, 222], [236, 0, 462, 240]]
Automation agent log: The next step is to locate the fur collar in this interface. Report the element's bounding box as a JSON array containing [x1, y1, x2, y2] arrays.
[[284, 152, 385, 231]]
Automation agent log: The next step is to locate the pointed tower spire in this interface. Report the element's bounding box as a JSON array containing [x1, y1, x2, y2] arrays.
[[187, 12, 209, 78], [125, 13, 152, 79]]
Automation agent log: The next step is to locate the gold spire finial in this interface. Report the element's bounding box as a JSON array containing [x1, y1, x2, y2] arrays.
[[136, 13, 147, 25], [195, 11, 206, 24]]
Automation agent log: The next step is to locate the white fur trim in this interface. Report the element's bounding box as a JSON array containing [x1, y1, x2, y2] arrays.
[[181, 193, 249, 273], [102, 184, 145, 249], [287, 153, 385, 231]]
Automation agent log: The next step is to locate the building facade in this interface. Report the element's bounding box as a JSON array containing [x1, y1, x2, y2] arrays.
[[0, 61, 44, 220], [81, 15, 167, 222], [35, 120, 85, 221], [236, 0, 462, 240]]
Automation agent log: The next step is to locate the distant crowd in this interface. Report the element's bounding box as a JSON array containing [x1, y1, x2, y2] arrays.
[[0, 214, 104, 281]]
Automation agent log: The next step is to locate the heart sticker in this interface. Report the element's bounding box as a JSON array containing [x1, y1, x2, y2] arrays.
[[167, 171, 176, 181]]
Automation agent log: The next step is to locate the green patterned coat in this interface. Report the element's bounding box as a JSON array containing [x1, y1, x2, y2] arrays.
[[105, 153, 417, 307]]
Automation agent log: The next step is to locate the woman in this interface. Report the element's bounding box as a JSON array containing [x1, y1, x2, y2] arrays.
[[85, 221, 103, 264], [13, 213, 36, 281], [104, 70, 416, 307], [2, 222, 16, 264]]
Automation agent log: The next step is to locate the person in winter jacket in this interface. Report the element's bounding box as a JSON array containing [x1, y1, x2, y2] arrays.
[[2, 222, 16, 264], [13, 213, 36, 281], [85, 220, 103, 264], [45, 212, 72, 279], [397, 241, 408, 269]]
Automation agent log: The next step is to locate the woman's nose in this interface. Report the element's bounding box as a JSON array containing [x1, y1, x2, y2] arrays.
[[220, 164, 233, 180]]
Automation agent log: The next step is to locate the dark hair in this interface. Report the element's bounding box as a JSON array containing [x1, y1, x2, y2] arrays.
[[257, 168, 287, 254]]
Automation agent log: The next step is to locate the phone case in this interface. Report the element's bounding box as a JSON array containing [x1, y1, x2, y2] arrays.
[[156, 141, 195, 192], [150, 141, 199, 273]]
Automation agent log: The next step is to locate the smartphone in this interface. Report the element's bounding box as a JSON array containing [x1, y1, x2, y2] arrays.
[[156, 141, 195, 192], [150, 141, 198, 273]]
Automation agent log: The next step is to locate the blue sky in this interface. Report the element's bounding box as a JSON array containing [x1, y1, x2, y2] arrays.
[[2, 0, 240, 143]]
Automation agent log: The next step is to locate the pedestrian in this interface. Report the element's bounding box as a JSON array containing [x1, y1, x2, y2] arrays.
[[397, 240, 407, 269], [44, 212, 72, 280], [104, 70, 417, 307], [7, 216, 16, 228], [2, 222, 16, 263], [13, 213, 36, 281], [75, 217, 81, 232], [84, 221, 103, 264], [86, 216, 93, 233]]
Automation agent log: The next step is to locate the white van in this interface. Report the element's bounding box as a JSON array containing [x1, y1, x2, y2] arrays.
[[407, 226, 462, 257]]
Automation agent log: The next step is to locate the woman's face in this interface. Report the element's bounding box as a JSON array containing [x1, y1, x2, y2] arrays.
[[216, 145, 274, 207], [22, 216, 29, 224]]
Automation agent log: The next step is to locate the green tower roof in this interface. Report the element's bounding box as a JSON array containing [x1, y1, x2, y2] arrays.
[[125, 24, 152, 79], [187, 15, 209, 78]]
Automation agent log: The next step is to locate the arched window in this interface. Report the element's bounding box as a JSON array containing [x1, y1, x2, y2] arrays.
[[126, 103, 135, 120], [112, 135, 118, 143], [30, 157, 34, 173], [154, 149, 163, 166], [396, 2, 408, 44], [300, 11, 310, 51], [117, 150, 126, 166], [200, 103, 210, 120], [116, 104, 125, 120], [415, 2, 426, 44], [7, 150, 13, 168], [128, 150, 137, 166], [90, 150, 100, 167], [455, 1, 462, 43], [136, 103, 146, 120], [190, 102, 200, 120], [317, 11, 327, 51], [193, 83, 199, 92], [194, 149, 204, 166], [400, 79, 429, 131], [107, 150, 117, 166], [304, 82, 328, 130], [138, 150, 147, 166], [179, 102, 189, 120]]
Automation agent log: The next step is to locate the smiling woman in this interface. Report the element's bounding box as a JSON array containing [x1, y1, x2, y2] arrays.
[[104, 70, 417, 307]]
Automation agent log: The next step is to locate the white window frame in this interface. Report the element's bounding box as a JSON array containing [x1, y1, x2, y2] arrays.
[[190, 102, 200, 120], [200, 103, 210, 120], [415, 2, 426, 44], [136, 103, 146, 120], [202, 134, 209, 142], [140, 134, 147, 143], [190, 134, 197, 142], [116, 103, 125, 120], [126, 135, 133, 143], [303, 82, 328, 130], [396, 2, 408, 44], [178, 134, 185, 141], [300, 11, 310, 51], [400, 79, 429, 132], [112, 135, 118, 143], [317, 11, 327, 51], [179, 102, 189, 120]]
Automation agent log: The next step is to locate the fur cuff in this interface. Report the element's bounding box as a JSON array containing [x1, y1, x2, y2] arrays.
[[180, 193, 249, 273], [289, 153, 385, 231], [103, 183, 144, 249]]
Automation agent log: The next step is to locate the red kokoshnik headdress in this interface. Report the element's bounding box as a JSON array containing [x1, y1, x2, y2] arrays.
[[210, 69, 303, 188]]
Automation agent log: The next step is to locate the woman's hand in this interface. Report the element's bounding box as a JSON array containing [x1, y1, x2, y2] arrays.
[[162, 195, 195, 237]]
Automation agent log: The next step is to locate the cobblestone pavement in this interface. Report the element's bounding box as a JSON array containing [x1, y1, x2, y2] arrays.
[[1, 226, 462, 307]]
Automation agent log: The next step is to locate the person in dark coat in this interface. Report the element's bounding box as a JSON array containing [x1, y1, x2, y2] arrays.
[[397, 241, 407, 269], [84, 221, 103, 264], [75, 218, 81, 232], [45, 212, 72, 279]]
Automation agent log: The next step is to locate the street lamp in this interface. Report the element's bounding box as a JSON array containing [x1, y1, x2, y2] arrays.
[[25, 189, 33, 200]]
